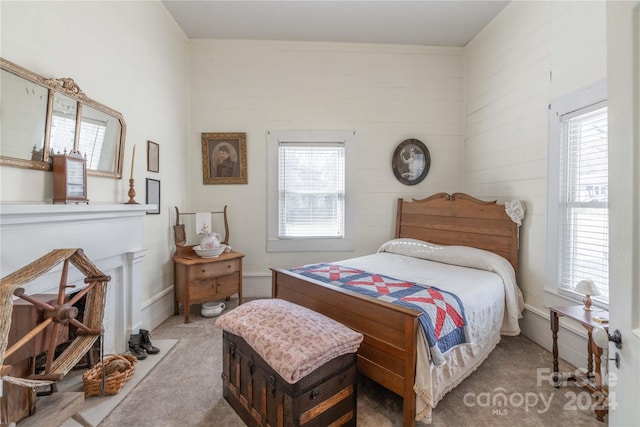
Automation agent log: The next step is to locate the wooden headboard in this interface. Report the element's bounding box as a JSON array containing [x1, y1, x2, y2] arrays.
[[395, 192, 521, 273]]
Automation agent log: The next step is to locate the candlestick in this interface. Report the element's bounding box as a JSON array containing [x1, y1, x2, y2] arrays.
[[130, 144, 136, 180], [126, 178, 139, 204]]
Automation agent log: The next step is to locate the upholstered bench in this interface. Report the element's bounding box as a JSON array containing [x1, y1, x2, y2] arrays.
[[215, 298, 363, 427]]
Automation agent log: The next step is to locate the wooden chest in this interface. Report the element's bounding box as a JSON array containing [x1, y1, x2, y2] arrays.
[[222, 331, 357, 427]]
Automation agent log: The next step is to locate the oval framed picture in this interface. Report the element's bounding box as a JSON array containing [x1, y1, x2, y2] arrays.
[[392, 138, 431, 185]]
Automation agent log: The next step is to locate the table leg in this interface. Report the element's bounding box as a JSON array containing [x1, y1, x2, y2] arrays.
[[173, 268, 180, 316], [587, 330, 594, 376], [550, 310, 560, 387], [592, 343, 608, 421], [184, 302, 191, 323], [593, 344, 602, 387]]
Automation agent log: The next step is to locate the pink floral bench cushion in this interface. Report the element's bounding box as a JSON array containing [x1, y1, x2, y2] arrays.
[[215, 299, 363, 384]]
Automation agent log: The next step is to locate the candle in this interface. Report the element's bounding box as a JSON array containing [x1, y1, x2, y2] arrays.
[[130, 144, 136, 180]]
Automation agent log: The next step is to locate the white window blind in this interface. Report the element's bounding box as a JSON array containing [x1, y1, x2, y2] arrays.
[[50, 114, 107, 170], [557, 102, 608, 299], [278, 142, 345, 238], [78, 117, 106, 169], [49, 112, 76, 154]]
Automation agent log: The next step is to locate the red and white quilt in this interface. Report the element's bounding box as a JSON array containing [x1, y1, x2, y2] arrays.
[[290, 262, 470, 366]]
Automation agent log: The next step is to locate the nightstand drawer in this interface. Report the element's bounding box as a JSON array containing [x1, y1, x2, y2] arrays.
[[190, 258, 240, 280]]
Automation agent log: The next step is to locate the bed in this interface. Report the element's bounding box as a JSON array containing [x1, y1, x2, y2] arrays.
[[271, 192, 525, 426]]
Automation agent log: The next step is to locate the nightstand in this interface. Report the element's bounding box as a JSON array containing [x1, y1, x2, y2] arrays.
[[173, 248, 244, 323], [549, 305, 609, 421]]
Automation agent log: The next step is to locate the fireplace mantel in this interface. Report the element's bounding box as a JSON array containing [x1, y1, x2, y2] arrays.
[[0, 203, 154, 354], [0, 203, 152, 224]]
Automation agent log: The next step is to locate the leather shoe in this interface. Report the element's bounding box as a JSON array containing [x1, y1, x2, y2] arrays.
[[128, 333, 148, 360], [140, 329, 160, 354]]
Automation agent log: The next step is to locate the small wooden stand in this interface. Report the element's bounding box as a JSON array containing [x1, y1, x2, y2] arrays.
[[550, 305, 609, 421], [173, 249, 244, 323], [172, 205, 238, 323]]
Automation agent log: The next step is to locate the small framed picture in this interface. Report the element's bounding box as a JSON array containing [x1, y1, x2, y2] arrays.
[[392, 138, 431, 186], [147, 140, 159, 173], [146, 178, 160, 214], [201, 132, 247, 184]]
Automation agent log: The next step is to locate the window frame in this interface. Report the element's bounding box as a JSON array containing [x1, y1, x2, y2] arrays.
[[267, 130, 356, 252], [546, 81, 608, 307]]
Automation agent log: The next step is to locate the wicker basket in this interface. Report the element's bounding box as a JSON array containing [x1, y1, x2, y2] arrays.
[[82, 354, 137, 397]]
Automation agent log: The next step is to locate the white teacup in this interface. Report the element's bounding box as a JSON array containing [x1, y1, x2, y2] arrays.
[[201, 301, 225, 318]]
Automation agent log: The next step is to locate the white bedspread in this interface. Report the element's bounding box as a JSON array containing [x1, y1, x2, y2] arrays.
[[377, 238, 525, 335], [333, 239, 525, 423]]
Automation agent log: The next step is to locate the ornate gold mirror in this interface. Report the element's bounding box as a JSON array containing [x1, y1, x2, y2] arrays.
[[0, 58, 126, 178]]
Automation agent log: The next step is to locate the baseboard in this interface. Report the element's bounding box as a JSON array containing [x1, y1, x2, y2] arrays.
[[520, 304, 594, 371], [242, 273, 272, 298], [141, 286, 175, 332], [142, 274, 272, 331]]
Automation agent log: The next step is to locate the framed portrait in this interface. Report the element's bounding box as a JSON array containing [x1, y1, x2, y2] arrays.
[[147, 140, 159, 172], [146, 178, 160, 214], [201, 132, 247, 184], [392, 138, 431, 186]]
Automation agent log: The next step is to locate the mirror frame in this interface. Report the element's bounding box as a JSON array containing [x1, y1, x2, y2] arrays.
[[1, 57, 126, 178]]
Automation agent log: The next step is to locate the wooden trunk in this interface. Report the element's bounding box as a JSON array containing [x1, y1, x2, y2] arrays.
[[222, 331, 357, 427]]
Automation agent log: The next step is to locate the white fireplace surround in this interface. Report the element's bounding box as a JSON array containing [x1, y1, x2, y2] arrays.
[[0, 203, 152, 355]]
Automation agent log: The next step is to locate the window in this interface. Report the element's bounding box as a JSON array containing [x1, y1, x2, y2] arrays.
[[49, 112, 77, 154], [547, 82, 608, 303], [50, 113, 106, 169], [267, 130, 356, 252], [78, 117, 106, 170]]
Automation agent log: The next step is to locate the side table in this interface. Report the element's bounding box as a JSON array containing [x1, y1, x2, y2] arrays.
[[549, 305, 608, 422], [174, 248, 244, 323]]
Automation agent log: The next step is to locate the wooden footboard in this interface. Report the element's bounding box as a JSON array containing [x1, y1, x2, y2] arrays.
[[270, 192, 523, 426], [272, 268, 420, 427]]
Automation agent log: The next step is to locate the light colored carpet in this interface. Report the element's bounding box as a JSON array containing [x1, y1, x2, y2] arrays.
[[95, 298, 604, 426], [58, 339, 178, 427]]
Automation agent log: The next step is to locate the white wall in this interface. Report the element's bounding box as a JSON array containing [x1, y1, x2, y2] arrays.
[[464, 1, 607, 365], [1, 1, 615, 358], [1, 5, 466, 320], [0, 0, 190, 328], [188, 40, 466, 295]]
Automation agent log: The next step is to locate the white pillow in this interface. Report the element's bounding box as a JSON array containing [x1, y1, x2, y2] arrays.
[[378, 238, 514, 279], [378, 238, 524, 316]]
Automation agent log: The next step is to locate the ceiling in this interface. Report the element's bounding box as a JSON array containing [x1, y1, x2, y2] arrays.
[[162, 1, 509, 47]]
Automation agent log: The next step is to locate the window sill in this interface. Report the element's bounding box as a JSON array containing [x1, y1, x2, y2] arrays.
[[267, 238, 355, 253], [543, 287, 609, 311]]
